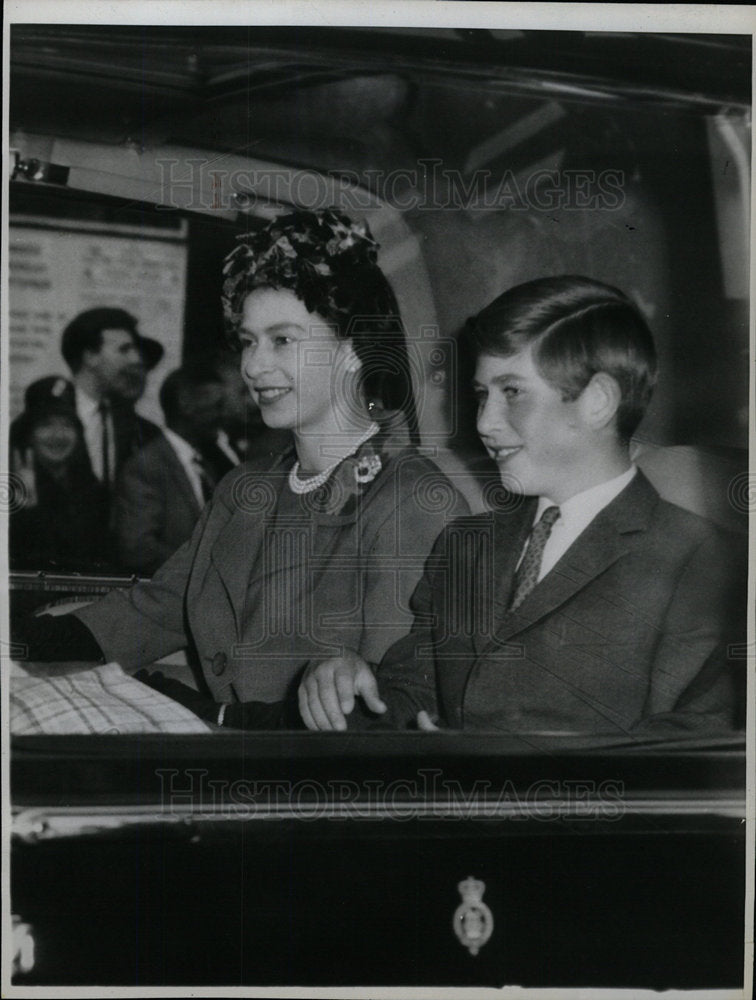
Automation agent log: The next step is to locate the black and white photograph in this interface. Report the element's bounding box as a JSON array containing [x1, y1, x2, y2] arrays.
[[2, 2, 753, 995]]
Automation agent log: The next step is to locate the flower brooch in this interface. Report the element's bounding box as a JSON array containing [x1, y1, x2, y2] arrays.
[[354, 453, 382, 484]]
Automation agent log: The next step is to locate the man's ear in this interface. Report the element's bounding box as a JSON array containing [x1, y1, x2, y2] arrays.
[[80, 348, 99, 370], [579, 372, 621, 431]]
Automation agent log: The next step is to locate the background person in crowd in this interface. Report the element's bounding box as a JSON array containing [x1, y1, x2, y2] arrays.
[[115, 363, 226, 576], [16, 208, 468, 729], [9, 376, 110, 570], [299, 275, 744, 736], [60, 307, 164, 491], [211, 349, 293, 464]]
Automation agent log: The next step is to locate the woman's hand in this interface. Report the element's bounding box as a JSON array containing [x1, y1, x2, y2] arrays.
[[11, 449, 38, 508], [298, 651, 386, 731]]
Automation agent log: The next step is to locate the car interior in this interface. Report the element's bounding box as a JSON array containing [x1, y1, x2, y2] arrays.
[[5, 21, 751, 990]]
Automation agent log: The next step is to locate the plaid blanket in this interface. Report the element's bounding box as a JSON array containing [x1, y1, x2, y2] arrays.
[[10, 661, 211, 735]]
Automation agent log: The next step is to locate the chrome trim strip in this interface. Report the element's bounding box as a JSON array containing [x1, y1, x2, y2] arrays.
[[13, 797, 746, 841]]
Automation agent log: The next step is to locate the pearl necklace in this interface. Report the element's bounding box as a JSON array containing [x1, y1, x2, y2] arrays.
[[288, 422, 380, 495]]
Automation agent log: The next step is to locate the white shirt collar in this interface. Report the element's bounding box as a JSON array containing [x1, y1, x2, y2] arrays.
[[528, 465, 637, 583], [163, 426, 200, 464], [215, 429, 240, 466], [536, 464, 637, 523], [75, 384, 100, 419]]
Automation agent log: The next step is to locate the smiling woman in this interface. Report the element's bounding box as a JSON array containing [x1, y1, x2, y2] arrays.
[[18, 208, 469, 728], [239, 286, 367, 449], [9, 376, 110, 569]]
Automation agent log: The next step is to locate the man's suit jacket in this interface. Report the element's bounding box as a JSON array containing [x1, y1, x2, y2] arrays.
[[376, 472, 744, 734], [200, 438, 238, 482], [75, 430, 469, 704], [114, 432, 204, 576], [110, 399, 163, 476], [70, 397, 162, 488]]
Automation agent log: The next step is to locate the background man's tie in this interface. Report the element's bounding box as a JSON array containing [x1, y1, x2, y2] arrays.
[[192, 453, 215, 503], [98, 399, 112, 488], [508, 505, 561, 611]]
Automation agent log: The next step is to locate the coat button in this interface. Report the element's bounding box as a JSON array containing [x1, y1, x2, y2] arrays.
[[211, 651, 228, 676]]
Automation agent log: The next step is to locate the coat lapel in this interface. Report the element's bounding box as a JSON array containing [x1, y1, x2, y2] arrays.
[[210, 452, 291, 635], [472, 497, 538, 654], [111, 401, 146, 470], [472, 497, 537, 657], [160, 436, 202, 518], [480, 472, 660, 651], [208, 423, 407, 636]]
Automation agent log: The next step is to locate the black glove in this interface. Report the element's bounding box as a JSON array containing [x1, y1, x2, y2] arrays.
[[224, 698, 304, 730], [136, 671, 304, 730], [12, 612, 105, 663], [134, 671, 219, 723]]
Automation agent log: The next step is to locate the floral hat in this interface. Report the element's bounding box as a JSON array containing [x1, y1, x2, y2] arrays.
[[221, 208, 381, 335]]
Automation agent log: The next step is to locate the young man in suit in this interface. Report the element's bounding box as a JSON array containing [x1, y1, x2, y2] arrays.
[[60, 307, 163, 488], [299, 276, 744, 735], [115, 363, 225, 576]]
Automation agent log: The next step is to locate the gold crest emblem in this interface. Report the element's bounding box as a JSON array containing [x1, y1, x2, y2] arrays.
[[453, 876, 494, 956]]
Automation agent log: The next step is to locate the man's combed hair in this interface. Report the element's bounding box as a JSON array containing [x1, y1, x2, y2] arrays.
[[466, 275, 658, 442], [61, 307, 139, 372]]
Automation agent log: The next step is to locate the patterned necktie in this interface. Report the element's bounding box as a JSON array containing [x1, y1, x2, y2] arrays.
[[508, 505, 561, 612]]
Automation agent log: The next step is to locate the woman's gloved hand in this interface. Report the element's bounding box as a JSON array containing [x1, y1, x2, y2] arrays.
[[134, 671, 304, 730]]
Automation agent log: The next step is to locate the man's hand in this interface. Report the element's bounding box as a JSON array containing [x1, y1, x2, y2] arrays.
[[417, 710, 440, 731], [298, 651, 386, 731]]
